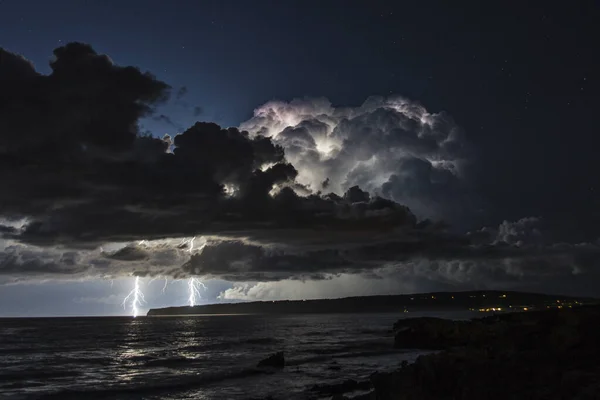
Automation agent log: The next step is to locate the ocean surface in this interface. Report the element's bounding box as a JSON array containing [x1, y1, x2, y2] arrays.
[[0, 311, 477, 400]]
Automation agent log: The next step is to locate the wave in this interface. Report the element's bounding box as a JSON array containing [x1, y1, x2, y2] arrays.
[[300, 328, 391, 338], [286, 348, 408, 367], [243, 337, 281, 345], [179, 337, 281, 353], [358, 328, 392, 335], [54, 356, 114, 367], [144, 356, 195, 368], [301, 330, 336, 337], [36, 367, 271, 399], [301, 340, 393, 355], [0, 347, 43, 355], [34, 348, 408, 399], [124, 354, 156, 363], [0, 369, 82, 381]]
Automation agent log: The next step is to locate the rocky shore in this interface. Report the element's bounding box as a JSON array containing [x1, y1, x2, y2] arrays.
[[368, 305, 600, 399], [254, 305, 600, 399]]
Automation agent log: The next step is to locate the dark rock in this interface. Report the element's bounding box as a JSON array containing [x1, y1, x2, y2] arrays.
[[393, 317, 502, 350], [311, 379, 371, 396], [331, 395, 348, 400], [257, 351, 285, 368], [374, 305, 600, 399], [352, 392, 375, 400]]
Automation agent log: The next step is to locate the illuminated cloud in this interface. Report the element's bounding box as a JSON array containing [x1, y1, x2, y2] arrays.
[[240, 96, 474, 223]]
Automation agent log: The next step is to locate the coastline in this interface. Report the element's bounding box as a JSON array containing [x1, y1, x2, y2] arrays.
[[337, 304, 600, 399], [147, 290, 592, 316], [145, 291, 600, 399]]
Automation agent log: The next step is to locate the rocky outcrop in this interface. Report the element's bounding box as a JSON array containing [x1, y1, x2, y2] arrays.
[[374, 305, 600, 399], [257, 351, 285, 368], [393, 317, 470, 349], [310, 379, 371, 397], [392, 315, 510, 350]]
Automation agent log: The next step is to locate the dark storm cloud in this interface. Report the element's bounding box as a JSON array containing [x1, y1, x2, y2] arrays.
[[180, 218, 600, 283], [1, 43, 169, 156], [182, 240, 381, 281], [1, 43, 598, 295], [0, 44, 421, 253], [0, 244, 87, 277], [0, 48, 37, 80], [0, 225, 17, 235], [9, 182, 419, 249], [0, 42, 170, 219], [103, 245, 150, 261]]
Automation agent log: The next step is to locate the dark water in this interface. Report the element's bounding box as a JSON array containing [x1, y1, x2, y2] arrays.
[[0, 311, 476, 400]]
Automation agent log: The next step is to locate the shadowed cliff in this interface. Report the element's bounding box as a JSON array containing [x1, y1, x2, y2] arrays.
[[147, 290, 593, 316]]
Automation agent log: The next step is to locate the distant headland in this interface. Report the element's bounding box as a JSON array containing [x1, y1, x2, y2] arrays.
[[147, 290, 595, 316]]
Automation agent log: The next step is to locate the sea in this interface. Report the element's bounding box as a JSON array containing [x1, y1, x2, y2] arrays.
[[0, 311, 477, 400]]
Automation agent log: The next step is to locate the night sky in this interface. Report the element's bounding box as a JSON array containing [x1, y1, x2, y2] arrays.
[[0, 0, 598, 316]]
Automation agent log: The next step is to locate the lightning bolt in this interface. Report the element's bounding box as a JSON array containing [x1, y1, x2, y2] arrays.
[[188, 277, 206, 307], [123, 276, 145, 317], [147, 275, 170, 294], [185, 236, 207, 307]]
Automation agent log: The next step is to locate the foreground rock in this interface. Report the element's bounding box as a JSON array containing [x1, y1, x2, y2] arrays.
[[374, 305, 600, 399], [392, 314, 513, 350], [257, 351, 285, 368], [393, 317, 473, 349], [310, 379, 371, 397]]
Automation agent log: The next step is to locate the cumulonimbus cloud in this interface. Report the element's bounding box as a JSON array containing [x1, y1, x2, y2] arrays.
[[0, 44, 418, 249], [0, 43, 423, 278], [240, 96, 476, 224], [0, 43, 598, 297]]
